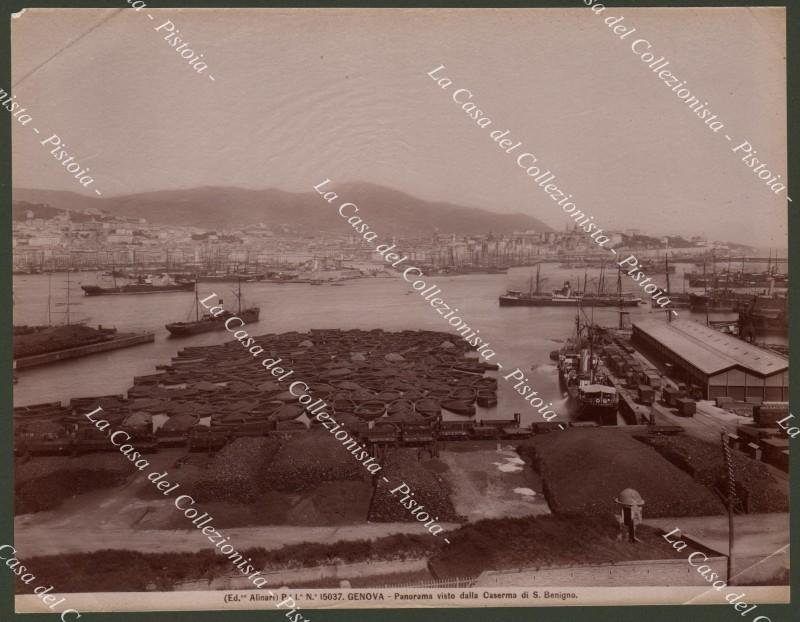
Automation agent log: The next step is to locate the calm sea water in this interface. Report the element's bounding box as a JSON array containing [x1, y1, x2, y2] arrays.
[[12, 264, 742, 424]]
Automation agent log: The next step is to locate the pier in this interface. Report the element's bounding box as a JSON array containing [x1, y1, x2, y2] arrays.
[[14, 332, 155, 369]]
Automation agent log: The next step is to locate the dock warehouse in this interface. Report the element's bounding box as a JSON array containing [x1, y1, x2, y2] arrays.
[[631, 319, 788, 401]]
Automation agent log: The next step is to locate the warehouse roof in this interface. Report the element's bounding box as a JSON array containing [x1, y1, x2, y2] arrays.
[[632, 319, 788, 377]]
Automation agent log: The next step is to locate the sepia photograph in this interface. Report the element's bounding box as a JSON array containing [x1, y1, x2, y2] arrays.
[[3, 3, 794, 620]]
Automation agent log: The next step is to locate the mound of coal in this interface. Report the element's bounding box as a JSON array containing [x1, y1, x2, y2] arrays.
[[192, 437, 280, 503], [13, 325, 115, 358], [430, 515, 691, 579], [264, 430, 368, 493], [518, 429, 726, 518], [636, 435, 788, 513], [282, 481, 374, 525], [369, 449, 461, 523], [15, 455, 131, 514]]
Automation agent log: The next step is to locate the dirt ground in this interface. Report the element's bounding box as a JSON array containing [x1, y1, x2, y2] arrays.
[[16, 441, 551, 557], [12, 444, 441, 557], [439, 442, 550, 520]]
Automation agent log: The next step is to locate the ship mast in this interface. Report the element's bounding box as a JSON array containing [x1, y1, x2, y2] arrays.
[[47, 272, 52, 326], [664, 238, 671, 296], [703, 260, 707, 297], [65, 271, 71, 325], [726, 254, 732, 293], [711, 249, 717, 291], [597, 263, 604, 295], [589, 304, 595, 383]]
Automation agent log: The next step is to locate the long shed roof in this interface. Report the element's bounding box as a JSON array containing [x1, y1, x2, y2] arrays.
[[632, 319, 788, 377]]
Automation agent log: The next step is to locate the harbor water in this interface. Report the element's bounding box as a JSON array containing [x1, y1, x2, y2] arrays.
[[12, 265, 747, 425]]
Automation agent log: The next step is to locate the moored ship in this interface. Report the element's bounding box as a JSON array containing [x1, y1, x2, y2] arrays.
[[166, 278, 260, 337], [81, 273, 194, 296], [557, 311, 619, 425], [577, 383, 618, 425], [196, 272, 266, 282], [738, 293, 788, 340], [686, 270, 788, 289], [688, 290, 753, 312], [500, 264, 641, 308], [500, 281, 641, 307]]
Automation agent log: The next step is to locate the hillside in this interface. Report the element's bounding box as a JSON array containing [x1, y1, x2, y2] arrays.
[[12, 183, 553, 235]]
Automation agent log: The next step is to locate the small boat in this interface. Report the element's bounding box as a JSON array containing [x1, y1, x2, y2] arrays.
[[472, 377, 498, 389], [387, 399, 415, 415], [332, 398, 357, 414], [449, 387, 477, 402], [401, 389, 425, 400], [271, 403, 305, 421], [426, 388, 452, 399], [351, 389, 378, 403], [414, 398, 441, 418], [354, 400, 386, 420]]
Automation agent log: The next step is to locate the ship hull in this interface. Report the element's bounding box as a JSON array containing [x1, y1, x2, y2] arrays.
[[198, 274, 265, 282], [500, 295, 640, 307], [578, 403, 619, 426], [82, 283, 195, 296]]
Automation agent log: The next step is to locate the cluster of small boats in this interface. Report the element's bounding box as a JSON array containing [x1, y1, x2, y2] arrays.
[[14, 329, 499, 456]]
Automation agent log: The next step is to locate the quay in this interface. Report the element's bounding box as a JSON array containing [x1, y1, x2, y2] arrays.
[[14, 332, 155, 369], [596, 315, 790, 473]]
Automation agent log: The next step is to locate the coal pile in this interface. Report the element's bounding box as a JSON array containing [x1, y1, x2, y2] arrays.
[[15, 454, 131, 514], [13, 325, 115, 358], [193, 437, 281, 503], [519, 429, 726, 518], [264, 430, 369, 493], [368, 449, 461, 523], [637, 435, 789, 513]]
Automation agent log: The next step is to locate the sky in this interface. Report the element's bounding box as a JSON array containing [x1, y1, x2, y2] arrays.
[[10, 7, 787, 246]]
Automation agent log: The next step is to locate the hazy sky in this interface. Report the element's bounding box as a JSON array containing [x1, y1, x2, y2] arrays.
[[11, 7, 787, 245]]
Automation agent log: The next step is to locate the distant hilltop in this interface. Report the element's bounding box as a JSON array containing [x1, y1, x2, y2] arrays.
[[12, 183, 554, 236]]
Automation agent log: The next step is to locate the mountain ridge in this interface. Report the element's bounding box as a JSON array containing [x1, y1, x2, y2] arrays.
[[12, 183, 553, 235]]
